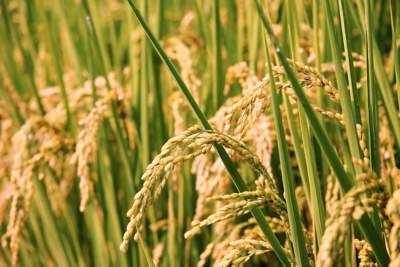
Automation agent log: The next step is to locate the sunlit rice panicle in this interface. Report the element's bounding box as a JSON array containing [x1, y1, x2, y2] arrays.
[[213, 222, 249, 264], [1, 114, 73, 265], [354, 239, 377, 267], [70, 87, 120, 212], [120, 125, 206, 252], [246, 216, 285, 235], [185, 196, 269, 239], [187, 180, 284, 235], [356, 124, 370, 166], [224, 62, 249, 96], [209, 96, 241, 134], [378, 102, 393, 173], [121, 126, 277, 252], [152, 243, 164, 267], [197, 242, 214, 267], [0, 107, 13, 178], [217, 239, 290, 267], [325, 171, 341, 217], [270, 59, 341, 104], [164, 37, 201, 103], [0, 181, 10, 230], [223, 75, 272, 144]]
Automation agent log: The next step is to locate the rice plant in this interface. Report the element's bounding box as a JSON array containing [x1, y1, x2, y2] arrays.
[[0, 0, 400, 266]]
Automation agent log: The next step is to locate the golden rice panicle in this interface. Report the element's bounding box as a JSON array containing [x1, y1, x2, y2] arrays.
[[70, 88, 118, 212], [354, 239, 377, 267], [186, 177, 290, 240], [0, 182, 10, 230], [356, 124, 370, 166], [210, 133, 277, 191], [120, 125, 205, 252], [209, 96, 241, 138], [212, 222, 248, 264], [325, 171, 340, 217], [266, 63, 345, 125], [224, 62, 249, 96], [276, 59, 341, 104], [317, 167, 385, 266], [1, 109, 74, 265], [217, 239, 276, 267], [185, 197, 267, 239], [152, 243, 164, 267], [164, 37, 201, 103], [2, 121, 34, 266], [223, 76, 272, 142], [197, 242, 214, 267], [215, 170, 233, 235], [0, 108, 13, 178]]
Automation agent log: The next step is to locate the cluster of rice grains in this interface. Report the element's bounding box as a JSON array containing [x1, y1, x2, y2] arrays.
[[1, 112, 75, 265], [317, 158, 390, 266], [70, 77, 127, 212], [119, 55, 400, 267], [0, 73, 131, 265]]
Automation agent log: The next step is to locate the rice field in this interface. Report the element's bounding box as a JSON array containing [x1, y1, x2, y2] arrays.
[[0, 0, 400, 266]]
